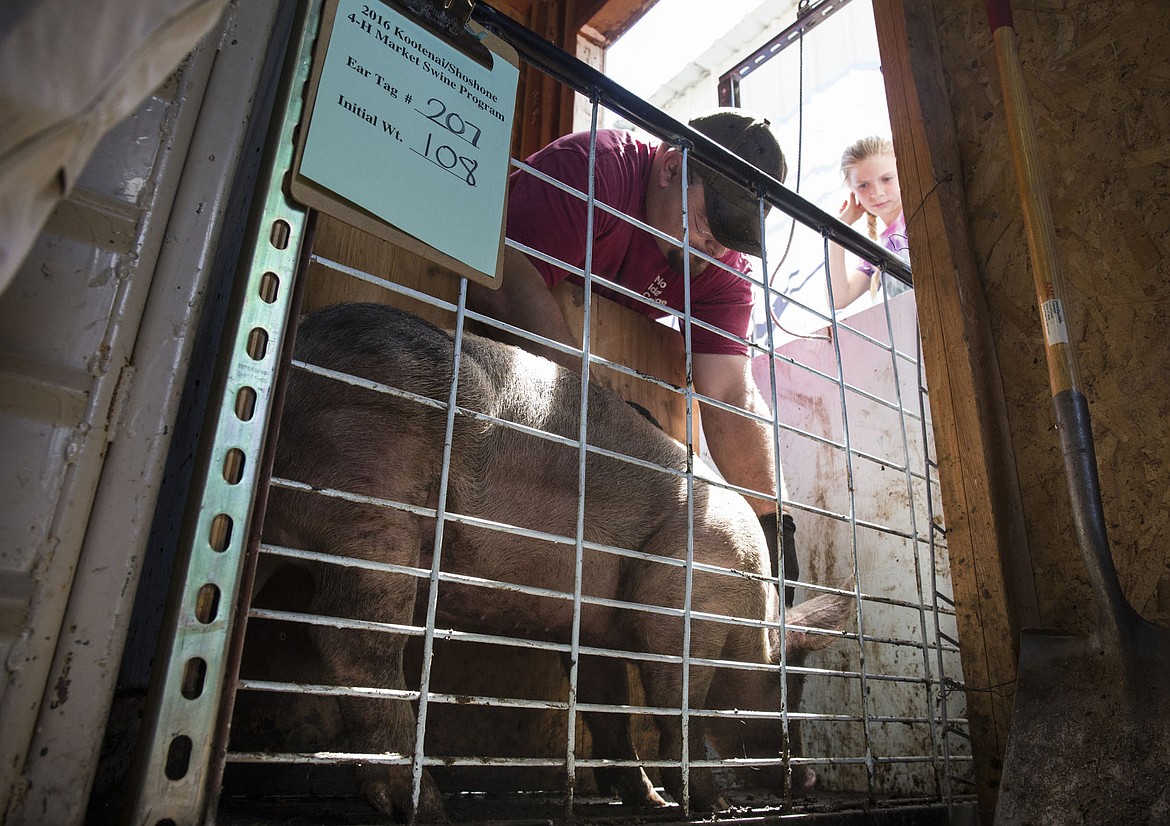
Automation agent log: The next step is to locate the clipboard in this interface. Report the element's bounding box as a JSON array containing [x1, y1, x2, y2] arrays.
[[291, 0, 519, 288]]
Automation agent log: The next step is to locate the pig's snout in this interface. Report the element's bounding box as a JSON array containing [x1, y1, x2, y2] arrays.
[[791, 764, 818, 795]]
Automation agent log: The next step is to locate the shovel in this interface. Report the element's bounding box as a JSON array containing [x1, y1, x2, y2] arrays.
[[984, 2, 1170, 823]]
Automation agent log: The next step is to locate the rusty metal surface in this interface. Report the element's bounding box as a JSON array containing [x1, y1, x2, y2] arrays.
[[995, 629, 1170, 825]]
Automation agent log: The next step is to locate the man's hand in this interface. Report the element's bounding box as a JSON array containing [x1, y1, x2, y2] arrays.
[[759, 511, 799, 607]]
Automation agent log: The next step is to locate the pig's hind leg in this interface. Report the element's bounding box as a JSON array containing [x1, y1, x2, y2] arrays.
[[635, 659, 728, 813], [309, 510, 448, 823], [575, 654, 667, 808]]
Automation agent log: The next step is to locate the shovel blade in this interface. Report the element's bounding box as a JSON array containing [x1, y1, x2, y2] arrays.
[[995, 628, 1170, 825]]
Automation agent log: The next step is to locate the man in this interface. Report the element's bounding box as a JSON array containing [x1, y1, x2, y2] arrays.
[[467, 108, 799, 605]]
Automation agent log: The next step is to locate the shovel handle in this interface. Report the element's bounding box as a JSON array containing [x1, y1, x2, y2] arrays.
[[984, 0, 1013, 32], [988, 9, 1081, 397], [987, 2, 1141, 645]]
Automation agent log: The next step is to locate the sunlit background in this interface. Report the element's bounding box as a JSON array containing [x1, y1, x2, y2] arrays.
[[602, 0, 896, 340]]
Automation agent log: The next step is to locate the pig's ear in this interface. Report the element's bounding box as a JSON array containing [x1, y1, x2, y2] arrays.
[[784, 590, 854, 655]]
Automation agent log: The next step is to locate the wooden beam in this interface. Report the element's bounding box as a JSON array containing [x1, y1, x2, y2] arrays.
[[871, 1, 1041, 820], [573, 0, 660, 45]]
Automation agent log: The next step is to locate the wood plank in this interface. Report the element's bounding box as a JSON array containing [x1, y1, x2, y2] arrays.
[[871, 1, 1040, 820], [303, 214, 461, 325], [931, 2, 1170, 630], [304, 214, 690, 441], [551, 279, 691, 442], [571, 0, 660, 45]]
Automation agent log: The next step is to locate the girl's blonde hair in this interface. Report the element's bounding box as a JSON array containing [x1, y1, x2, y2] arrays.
[[840, 135, 895, 240]]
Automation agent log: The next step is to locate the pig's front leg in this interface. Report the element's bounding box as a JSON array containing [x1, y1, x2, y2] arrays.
[[309, 519, 449, 823]]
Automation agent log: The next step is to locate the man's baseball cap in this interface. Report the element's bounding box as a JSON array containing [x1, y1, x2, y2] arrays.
[[688, 108, 787, 257]]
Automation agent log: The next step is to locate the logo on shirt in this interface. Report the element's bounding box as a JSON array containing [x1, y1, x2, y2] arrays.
[[644, 274, 668, 305]]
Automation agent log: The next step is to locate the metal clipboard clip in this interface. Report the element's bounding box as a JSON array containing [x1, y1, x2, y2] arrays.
[[390, 0, 491, 67]]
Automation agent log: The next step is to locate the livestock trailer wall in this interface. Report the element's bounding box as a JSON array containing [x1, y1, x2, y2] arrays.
[[0, 2, 299, 822], [5, 1, 1079, 824]]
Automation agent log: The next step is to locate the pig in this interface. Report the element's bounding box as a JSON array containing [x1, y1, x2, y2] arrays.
[[259, 302, 852, 822]]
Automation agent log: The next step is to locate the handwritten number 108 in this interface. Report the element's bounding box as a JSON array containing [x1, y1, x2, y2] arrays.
[[420, 133, 478, 186]]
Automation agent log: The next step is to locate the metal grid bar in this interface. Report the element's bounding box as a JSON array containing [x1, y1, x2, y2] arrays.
[[561, 102, 601, 816], [122, 1, 979, 822], [878, 287, 944, 799], [821, 234, 879, 799], [750, 150, 801, 811], [409, 277, 470, 815]]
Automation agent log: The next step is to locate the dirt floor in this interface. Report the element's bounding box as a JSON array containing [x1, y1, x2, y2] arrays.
[[217, 766, 975, 825]]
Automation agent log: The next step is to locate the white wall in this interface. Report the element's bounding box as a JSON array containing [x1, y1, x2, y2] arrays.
[[756, 292, 972, 795], [597, 0, 970, 798]]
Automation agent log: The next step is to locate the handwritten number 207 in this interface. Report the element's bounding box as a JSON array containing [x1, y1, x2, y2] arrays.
[[419, 98, 482, 149]]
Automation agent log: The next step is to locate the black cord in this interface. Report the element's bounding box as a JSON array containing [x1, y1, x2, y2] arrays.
[[765, 25, 831, 344], [903, 171, 953, 233]]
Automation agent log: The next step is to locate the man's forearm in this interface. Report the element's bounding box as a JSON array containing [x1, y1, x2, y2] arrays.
[[701, 399, 779, 517]]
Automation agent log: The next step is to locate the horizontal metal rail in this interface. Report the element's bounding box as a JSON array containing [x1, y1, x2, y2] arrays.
[[227, 748, 970, 772], [255, 545, 837, 642], [471, 2, 912, 288], [228, 691, 967, 747]]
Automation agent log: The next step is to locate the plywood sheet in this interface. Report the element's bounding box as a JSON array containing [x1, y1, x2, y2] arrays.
[[931, 0, 1170, 629]]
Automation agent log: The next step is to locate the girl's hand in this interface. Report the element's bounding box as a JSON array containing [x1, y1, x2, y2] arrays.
[[838, 191, 867, 226]]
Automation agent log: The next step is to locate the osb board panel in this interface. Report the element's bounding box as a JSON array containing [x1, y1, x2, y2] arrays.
[[304, 215, 691, 441], [932, 0, 1170, 629]]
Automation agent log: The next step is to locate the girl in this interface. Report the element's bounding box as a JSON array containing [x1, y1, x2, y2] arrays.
[[826, 136, 910, 310]]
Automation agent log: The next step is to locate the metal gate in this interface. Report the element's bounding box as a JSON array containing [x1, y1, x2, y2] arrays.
[[129, 1, 974, 822]]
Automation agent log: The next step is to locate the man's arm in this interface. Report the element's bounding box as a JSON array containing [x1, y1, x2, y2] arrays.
[[467, 246, 581, 371], [694, 350, 801, 602], [691, 351, 779, 517]]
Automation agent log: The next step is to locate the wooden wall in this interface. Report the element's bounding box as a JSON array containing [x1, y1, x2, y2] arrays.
[[934, 2, 1170, 631], [878, 0, 1169, 818]]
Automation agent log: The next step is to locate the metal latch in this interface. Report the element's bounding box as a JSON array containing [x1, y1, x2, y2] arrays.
[[399, 0, 475, 37]]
